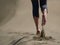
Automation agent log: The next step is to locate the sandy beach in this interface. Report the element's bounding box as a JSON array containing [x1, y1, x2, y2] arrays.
[[0, 0, 60, 45]]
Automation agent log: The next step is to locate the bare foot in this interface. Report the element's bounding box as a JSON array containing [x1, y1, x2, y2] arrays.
[[36, 31, 40, 35]]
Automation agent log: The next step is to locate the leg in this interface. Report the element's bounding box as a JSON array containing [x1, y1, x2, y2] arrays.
[[33, 16, 40, 35], [40, 0, 48, 37], [31, 0, 40, 35], [42, 8, 47, 26], [40, 0, 48, 26]]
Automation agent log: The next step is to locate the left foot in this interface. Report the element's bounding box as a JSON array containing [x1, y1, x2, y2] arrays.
[[36, 30, 41, 38], [36, 31, 40, 35]]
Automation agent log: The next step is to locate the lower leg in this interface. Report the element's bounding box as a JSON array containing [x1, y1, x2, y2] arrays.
[[42, 9, 47, 26], [41, 9, 47, 37], [31, 0, 40, 35], [33, 16, 40, 35]]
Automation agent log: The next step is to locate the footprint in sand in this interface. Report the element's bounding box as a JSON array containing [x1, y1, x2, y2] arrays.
[[9, 33, 60, 45]]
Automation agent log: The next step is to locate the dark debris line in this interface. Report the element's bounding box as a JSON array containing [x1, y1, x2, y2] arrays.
[[10, 36, 28, 45]]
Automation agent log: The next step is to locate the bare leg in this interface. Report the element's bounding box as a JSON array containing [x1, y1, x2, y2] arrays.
[[41, 9, 48, 37], [33, 16, 40, 35], [42, 9, 47, 26]]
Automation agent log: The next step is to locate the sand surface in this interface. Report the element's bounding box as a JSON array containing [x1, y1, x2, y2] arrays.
[[0, 0, 60, 45]]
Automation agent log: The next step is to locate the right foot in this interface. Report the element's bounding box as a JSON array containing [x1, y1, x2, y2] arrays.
[[40, 30, 45, 38]]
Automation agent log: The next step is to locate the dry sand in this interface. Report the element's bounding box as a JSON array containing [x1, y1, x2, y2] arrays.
[[0, 0, 60, 45]]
